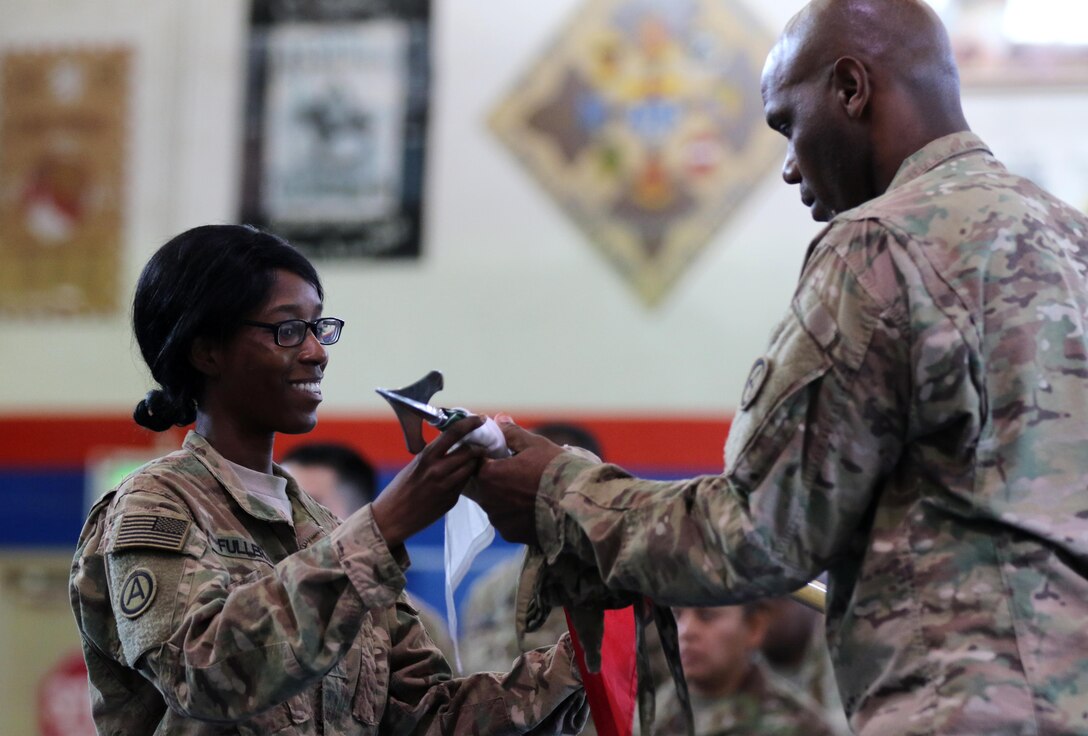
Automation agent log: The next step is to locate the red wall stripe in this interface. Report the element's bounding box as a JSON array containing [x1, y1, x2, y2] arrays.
[[0, 413, 732, 470]]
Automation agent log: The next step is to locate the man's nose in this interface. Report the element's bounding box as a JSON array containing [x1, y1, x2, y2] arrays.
[[782, 145, 801, 185]]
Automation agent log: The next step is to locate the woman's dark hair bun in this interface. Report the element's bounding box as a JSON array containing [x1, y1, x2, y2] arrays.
[[133, 389, 196, 432]]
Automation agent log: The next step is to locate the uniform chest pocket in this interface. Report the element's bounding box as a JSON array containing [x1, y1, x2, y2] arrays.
[[224, 561, 274, 589], [235, 692, 310, 736], [209, 534, 276, 586], [725, 291, 837, 490]]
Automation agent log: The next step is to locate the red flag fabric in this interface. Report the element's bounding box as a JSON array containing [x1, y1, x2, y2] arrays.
[[565, 606, 638, 736]]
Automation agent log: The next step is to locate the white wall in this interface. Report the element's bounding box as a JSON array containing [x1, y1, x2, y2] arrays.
[[1, 0, 1085, 416]]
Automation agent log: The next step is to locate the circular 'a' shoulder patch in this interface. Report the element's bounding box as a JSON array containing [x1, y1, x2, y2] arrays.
[[119, 568, 157, 619], [740, 357, 772, 410]]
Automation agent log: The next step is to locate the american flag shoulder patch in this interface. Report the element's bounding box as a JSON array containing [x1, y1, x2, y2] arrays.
[[113, 513, 191, 553]]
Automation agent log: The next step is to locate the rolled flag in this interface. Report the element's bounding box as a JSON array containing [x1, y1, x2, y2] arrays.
[[565, 607, 638, 736]]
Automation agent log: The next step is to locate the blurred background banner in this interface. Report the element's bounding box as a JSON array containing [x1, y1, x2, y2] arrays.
[[240, 0, 429, 259], [0, 47, 128, 315], [490, 0, 782, 306]]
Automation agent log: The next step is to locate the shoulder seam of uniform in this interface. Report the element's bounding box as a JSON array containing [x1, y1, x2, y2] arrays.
[[114, 486, 196, 517], [816, 217, 906, 320]]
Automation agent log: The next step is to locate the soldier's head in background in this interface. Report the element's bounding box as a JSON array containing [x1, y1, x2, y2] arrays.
[[760, 596, 820, 670], [282, 443, 377, 519], [674, 602, 772, 698], [532, 422, 604, 460], [762, 0, 969, 222]]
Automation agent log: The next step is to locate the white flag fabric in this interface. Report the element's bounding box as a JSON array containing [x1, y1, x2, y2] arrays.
[[443, 496, 495, 671], [442, 416, 508, 671]]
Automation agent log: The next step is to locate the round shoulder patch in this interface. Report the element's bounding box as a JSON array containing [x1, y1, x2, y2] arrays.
[[740, 357, 772, 410], [119, 568, 157, 619]]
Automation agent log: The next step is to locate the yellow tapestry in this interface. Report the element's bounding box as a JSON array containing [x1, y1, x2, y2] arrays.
[[0, 48, 128, 315]]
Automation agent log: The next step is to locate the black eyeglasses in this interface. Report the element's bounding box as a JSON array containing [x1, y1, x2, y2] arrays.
[[241, 317, 345, 347]]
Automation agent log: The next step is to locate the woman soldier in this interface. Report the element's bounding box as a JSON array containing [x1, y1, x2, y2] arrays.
[[69, 225, 586, 735]]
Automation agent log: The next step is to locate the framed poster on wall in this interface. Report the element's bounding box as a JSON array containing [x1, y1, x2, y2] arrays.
[[240, 0, 430, 259], [0, 48, 128, 315]]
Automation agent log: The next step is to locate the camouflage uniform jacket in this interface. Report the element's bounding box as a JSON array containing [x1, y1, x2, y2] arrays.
[[655, 662, 833, 736], [70, 431, 586, 735], [529, 132, 1088, 735]]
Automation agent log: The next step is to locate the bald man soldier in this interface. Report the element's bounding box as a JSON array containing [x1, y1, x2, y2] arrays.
[[468, 1, 1088, 734]]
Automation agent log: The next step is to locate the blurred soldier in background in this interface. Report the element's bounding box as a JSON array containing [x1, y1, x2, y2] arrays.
[[657, 603, 834, 736]]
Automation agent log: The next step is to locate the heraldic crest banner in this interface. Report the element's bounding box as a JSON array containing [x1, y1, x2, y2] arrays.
[[491, 0, 782, 305], [0, 48, 128, 316]]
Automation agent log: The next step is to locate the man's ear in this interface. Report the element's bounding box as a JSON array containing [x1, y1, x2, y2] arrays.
[[190, 336, 221, 378], [831, 56, 870, 119]]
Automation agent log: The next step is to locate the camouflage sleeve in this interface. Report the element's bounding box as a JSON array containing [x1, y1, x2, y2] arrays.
[[533, 223, 913, 605], [106, 488, 407, 721], [381, 600, 589, 736]]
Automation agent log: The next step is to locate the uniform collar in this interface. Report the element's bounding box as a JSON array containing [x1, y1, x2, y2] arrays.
[[183, 430, 295, 525], [886, 130, 992, 192], [799, 131, 992, 275]]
